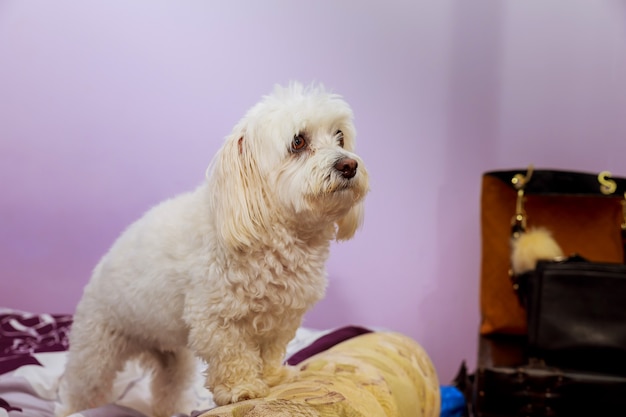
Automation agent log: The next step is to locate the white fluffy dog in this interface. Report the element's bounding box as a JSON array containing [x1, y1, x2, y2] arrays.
[[59, 82, 369, 417]]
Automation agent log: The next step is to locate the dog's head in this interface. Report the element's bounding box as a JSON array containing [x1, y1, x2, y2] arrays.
[[207, 82, 369, 249]]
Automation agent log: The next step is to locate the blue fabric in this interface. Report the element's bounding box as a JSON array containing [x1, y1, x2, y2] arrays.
[[440, 385, 466, 417]]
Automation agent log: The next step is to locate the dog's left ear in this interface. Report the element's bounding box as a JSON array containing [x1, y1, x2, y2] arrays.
[[335, 202, 365, 241]]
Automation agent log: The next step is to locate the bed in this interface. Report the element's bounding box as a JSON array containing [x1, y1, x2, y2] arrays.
[[0, 309, 465, 417]]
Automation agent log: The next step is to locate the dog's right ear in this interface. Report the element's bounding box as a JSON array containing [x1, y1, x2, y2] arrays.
[[207, 132, 271, 250]]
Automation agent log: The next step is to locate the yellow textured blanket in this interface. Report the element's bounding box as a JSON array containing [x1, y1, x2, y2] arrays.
[[199, 331, 440, 417]]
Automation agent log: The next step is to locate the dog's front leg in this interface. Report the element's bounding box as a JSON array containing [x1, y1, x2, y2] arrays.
[[260, 324, 300, 387], [188, 323, 269, 406]]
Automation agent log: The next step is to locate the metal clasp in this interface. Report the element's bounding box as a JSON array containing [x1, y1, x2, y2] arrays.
[[511, 165, 533, 237]]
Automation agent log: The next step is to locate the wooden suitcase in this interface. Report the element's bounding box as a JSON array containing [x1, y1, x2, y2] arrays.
[[472, 335, 626, 416]]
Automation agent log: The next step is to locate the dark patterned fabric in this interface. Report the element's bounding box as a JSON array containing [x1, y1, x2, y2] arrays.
[[0, 311, 72, 375]]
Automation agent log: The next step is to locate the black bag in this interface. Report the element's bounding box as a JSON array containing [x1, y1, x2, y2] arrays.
[[518, 257, 626, 375], [473, 167, 626, 416], [473, 335, 626, 417]]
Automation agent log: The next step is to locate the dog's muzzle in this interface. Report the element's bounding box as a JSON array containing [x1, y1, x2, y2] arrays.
[[334, 157, 358, 179]]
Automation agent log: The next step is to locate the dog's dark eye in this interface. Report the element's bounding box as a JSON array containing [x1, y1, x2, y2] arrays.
[[292, 133, 307, 152], [336, 130, 344, 148]]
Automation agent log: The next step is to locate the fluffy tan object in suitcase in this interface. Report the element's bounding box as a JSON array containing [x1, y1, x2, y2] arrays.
[[199, 332, 440, 417]]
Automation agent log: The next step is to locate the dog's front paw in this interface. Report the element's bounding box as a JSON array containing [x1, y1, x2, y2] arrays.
[[212, 380, 269, 406]]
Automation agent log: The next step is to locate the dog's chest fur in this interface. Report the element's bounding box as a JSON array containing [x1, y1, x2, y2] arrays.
[[202, 226, 332, 332]]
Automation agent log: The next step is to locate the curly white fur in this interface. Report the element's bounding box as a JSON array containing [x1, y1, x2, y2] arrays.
[[58, 82, 369, 417]]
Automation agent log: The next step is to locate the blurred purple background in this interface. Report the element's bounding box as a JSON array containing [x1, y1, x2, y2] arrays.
[[1, 1, 625, 383]]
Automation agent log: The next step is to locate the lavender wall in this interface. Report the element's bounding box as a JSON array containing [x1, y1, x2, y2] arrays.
[[1, 1, 625, 383]]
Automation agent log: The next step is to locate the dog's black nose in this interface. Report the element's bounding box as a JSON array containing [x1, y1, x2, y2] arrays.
[[334, 157, 358, 179]]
